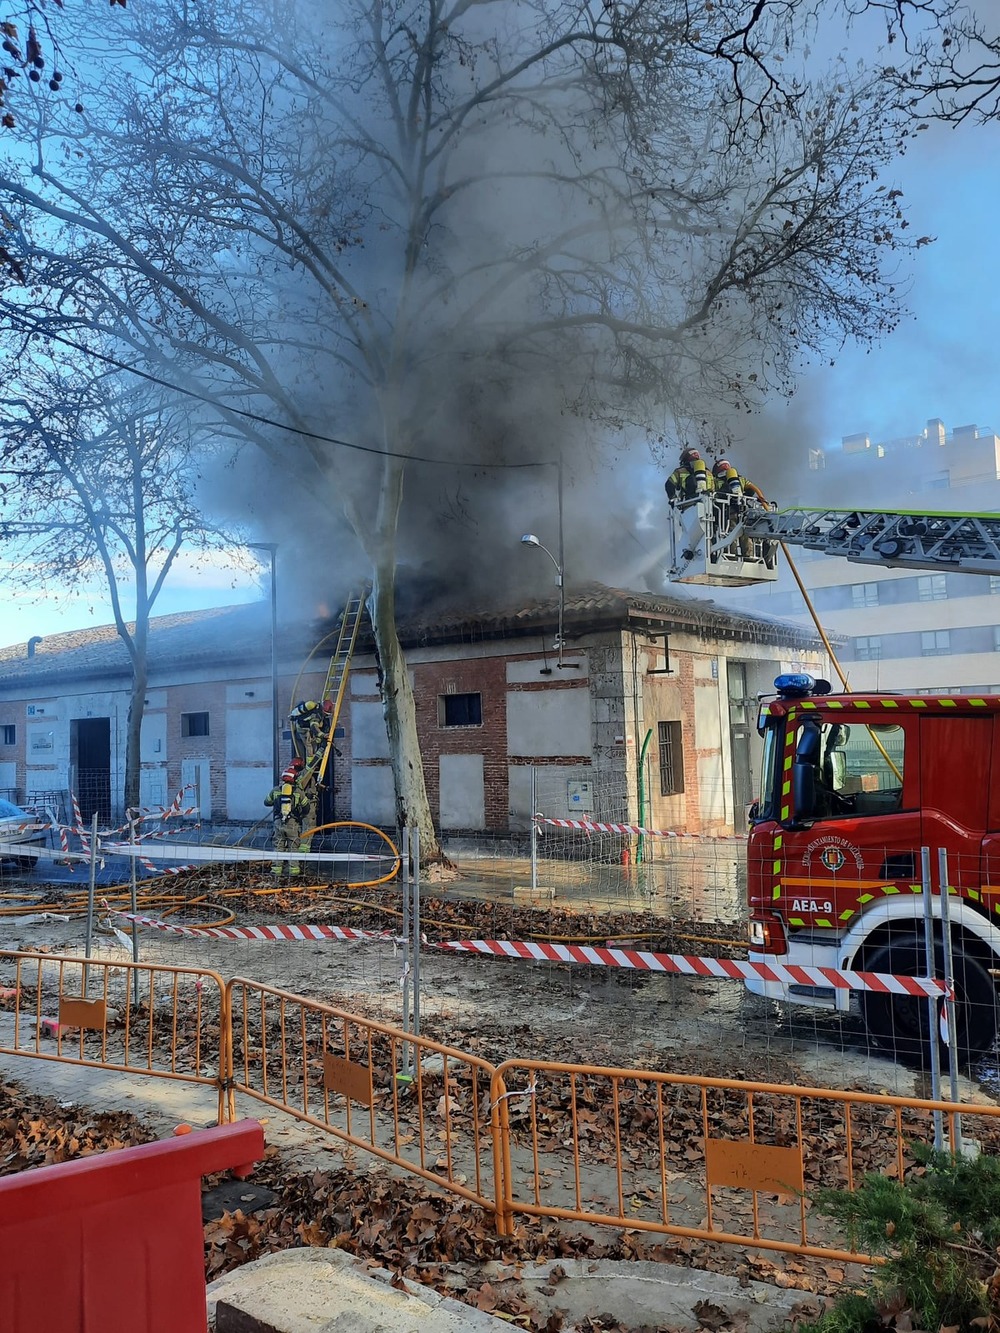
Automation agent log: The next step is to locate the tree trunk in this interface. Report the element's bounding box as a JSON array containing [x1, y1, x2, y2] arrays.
[[369, 556, 444, 863], [124, 655, 147, 814]]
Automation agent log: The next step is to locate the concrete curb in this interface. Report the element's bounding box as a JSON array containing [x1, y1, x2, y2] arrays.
[[206, 1247, 513, 1332], [206, 1248, 824, 1333]]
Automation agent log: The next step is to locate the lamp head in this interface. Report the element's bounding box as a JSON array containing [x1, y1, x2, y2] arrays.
[[520, 534, 541, 547]]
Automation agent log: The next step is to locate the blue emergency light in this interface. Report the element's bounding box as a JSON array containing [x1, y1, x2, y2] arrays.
[[774, 673, 816, 699]]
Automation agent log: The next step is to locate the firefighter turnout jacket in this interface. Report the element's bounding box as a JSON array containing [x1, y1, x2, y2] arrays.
[[665, 458, 712, 501], [264, 778, 310, 822], [713, 464, 768, 505]]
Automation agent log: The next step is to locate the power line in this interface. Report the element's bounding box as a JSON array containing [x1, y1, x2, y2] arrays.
[[26, 327, 556, 472]]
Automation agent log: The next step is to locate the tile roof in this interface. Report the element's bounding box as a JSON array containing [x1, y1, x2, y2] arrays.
[[391, 581, 824, 649], [0, 603, 283, 687]]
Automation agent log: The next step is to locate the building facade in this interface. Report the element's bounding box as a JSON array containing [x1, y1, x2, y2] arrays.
[[0, 587, 824, 835]]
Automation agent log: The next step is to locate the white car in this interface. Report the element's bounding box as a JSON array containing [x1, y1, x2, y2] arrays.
[[0, 798, 49, 866]]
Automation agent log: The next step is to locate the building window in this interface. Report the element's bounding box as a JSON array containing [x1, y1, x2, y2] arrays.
[[921, 630, 951, 656], [439, 692, 482, 727], [994, 626, 1000, 654], [855, 636, 882, 661], [850, 582, 879, 608], [991, 576, 1000, 595], [181, 711, 210, 737], [658, 720, 684, 796], [917, 574, 947, 602], [0, 725, 14, 745]]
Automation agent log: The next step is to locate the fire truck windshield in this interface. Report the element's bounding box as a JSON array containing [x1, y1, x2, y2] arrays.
[[754, 718, 781, 823], [754, 713, 906, 824], [796, 718, 905, 820]]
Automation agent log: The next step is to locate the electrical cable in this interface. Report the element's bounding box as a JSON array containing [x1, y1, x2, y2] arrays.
[[13, 326, 558, 472]]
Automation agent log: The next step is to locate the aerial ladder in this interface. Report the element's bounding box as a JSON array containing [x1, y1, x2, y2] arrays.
[[668, 494, 1000, 586], [289, 589, 368, 800]]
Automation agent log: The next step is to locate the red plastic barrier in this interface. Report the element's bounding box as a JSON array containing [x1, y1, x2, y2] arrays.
[[0, 1119, 265, 1333]]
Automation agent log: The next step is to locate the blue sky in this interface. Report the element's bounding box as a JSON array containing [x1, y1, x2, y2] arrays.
[[0, 80, 997, 650], [800, 118, 1000, 445], [0, 549, 263, 650]]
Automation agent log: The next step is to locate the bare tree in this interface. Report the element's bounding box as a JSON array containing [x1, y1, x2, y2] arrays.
[[0, 0, 956, 855], [0, 367, 231, 812]]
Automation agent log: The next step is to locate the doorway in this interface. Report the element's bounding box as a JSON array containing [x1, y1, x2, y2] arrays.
[[727, 662, 754, 834], [70, 717, 111, 825]]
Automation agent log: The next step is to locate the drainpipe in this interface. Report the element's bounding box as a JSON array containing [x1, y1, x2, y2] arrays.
[[636, 728, 653, 864]]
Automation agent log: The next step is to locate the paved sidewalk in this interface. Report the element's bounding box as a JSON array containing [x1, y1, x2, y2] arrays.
[[206, 1247, 820, 1333]]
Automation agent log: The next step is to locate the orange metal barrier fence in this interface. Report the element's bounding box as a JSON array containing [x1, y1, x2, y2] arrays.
[[225, 977, 502, 1216], [4, 949, 1000, 1265], [490, 1058, 1000, 1256], [0, 950, 230, 1124]]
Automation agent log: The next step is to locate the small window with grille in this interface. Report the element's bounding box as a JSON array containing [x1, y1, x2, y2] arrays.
[[658, 720, 684, 796]]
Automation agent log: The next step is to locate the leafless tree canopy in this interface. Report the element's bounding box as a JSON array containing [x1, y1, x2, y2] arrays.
[[0, 368, 232, 808]]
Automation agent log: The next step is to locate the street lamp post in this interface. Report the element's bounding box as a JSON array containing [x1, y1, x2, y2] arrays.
[[520, 533, 569, 669], [247, 542, 280, 787]]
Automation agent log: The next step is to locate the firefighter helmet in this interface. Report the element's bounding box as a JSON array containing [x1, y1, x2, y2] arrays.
[[713, 458, 732, 474], [680, 447, 700, 464]]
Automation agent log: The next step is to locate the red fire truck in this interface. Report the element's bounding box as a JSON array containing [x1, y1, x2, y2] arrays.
[[669, 496, 1000, 1061]]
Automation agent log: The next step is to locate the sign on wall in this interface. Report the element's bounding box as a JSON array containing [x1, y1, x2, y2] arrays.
[[567, 779, 594, 812]]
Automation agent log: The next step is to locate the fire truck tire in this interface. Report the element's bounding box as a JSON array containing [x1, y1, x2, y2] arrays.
[[860, 937, 998, 1069]]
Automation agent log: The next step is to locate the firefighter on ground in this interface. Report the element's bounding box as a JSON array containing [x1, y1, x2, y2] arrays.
[[665, 447, 712, 503], [264, 758, 310, 878]]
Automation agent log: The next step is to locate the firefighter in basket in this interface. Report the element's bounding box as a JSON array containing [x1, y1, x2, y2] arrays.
[[264, 758, 310, 878], [665, 447, 712, 504], [711, 459, 775, 565]]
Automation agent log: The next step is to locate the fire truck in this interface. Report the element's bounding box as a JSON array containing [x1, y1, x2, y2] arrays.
[[668, 494, 1000, 1062]]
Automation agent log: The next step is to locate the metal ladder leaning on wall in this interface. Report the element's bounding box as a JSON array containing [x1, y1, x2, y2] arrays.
[[312, 588, 369, 787]]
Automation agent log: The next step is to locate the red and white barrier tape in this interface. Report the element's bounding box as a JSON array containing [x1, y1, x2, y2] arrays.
[[70, 792, 89, 855], [113, 912, 400, 944], [112, 911, 946, 998], [435, 938, 947, 997], [533, 815, 741, 841]]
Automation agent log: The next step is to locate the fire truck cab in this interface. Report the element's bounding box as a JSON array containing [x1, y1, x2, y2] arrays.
[[747, 674, 1000, 1061]]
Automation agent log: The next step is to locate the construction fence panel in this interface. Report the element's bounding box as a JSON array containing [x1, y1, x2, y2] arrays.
[[4, 945, 1000, 1260], [0, 950, 229, 1123], [226, 978, 501, 1216], [489, 1060, 1000, 1259]]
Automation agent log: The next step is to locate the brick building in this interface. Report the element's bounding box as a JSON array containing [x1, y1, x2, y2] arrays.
[[0, 586, 824, 835]]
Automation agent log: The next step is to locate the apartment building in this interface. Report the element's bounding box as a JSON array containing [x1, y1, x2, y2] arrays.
[[735, 418, 1000, 692]]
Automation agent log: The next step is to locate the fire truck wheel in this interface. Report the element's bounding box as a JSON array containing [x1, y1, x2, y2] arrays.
[[860, 936, 998, 1069]]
